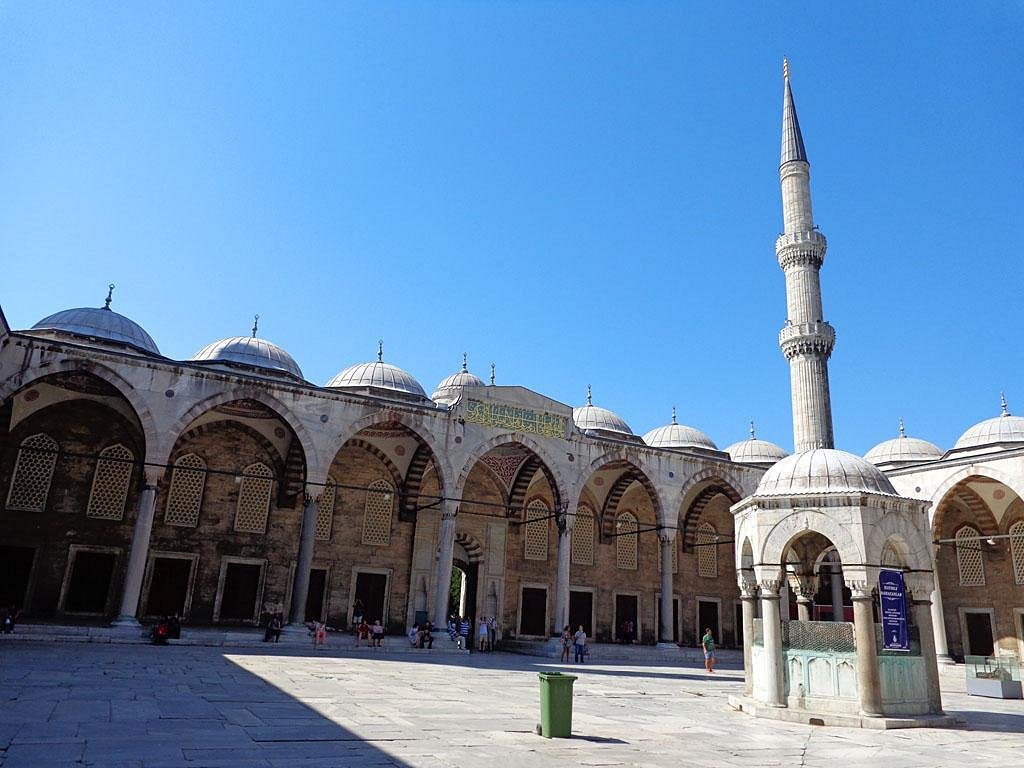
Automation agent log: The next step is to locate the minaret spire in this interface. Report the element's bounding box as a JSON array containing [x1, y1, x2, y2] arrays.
[[776, 61, 835, 452]]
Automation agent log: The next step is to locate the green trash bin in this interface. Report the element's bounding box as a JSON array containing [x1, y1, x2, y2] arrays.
[[538, 671, 577, 738]]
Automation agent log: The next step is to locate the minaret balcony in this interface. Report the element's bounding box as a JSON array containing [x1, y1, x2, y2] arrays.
[[779, 321, 835, 359], [776, 230, 827, 269]]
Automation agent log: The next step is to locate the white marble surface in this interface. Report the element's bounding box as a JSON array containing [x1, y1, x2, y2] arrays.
[[0, 641, 1020, 767]]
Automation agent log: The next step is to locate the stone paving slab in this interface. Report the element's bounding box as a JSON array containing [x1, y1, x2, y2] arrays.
[[1, 640, 1023, 767]]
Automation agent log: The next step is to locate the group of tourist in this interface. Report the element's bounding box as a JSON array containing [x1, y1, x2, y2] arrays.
[[560, 625, 589, 663], [407, 621, 435, 648], [446, 615, 499, 651]]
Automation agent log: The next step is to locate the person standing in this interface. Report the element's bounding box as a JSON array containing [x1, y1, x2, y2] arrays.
[[702, 627, 716, 674], [560, 625, 572, 663], [459, 616, 471, 651], [478, 617, 489, 651], [487, 615, 497, 651], [573, 625, 587, 664]]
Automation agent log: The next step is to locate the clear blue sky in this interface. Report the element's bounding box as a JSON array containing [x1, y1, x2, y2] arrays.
[[2, 2, 1021, 455]]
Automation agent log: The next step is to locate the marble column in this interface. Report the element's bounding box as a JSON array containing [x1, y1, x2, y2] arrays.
[[760, 581, 785, 707], [830, 563, 844, 621], [288, 491, 319, 626], [913, 597, 944, 714], [794, 576, 814, 622], [740, 582, 758, 696], [657, 529, 677, 646], [432, 501, 457, 625], [929, 547, 952, 661], [852, 586, 884, 717], [552, 505, 575, 636], [112, 467, 163, 627]]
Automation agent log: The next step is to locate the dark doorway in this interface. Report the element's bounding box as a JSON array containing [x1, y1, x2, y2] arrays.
[[354, 571, 388, 626], [146, 557, 192, 617], [519, 587, 547, 636], [219, 563, 262, 622], [569, 590, 593, 635], [65, 551, 116, 614], [735, 602, 744, 646], [0, 545, 35, 610], [698, 599, 720, 643], [304, 568, 327, 623], [615, 594, 638, 643], [964, 611, 995, 657]]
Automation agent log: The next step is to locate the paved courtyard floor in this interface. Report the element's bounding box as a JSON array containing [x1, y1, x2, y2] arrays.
[[1, 641, 1022, 767]]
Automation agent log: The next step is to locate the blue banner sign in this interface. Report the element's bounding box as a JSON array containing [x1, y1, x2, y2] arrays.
[[879, 569, 909, 652]]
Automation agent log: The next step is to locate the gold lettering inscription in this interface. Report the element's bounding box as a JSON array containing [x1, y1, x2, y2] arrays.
[[465, 400, 567, 439]]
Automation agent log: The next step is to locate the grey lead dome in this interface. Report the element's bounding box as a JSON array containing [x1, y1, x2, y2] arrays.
[[755, 448, 897, 496], [191, 336, 304, 379], [30, 307, 161, 356], [725, 437, 788, 464], [327, 361, 428, 401]]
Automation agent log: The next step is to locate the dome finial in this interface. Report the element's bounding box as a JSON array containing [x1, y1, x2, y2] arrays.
[[1001, 391, 1010, 416], [461, 352, 468, 373], [251, 314, 259, 338], [898, 417, 906, 438], [377, 339, 384, 362], [103, 283, 115, 310], [750, 420, 756, 440], [671, 406, 678, 425], [490, 362, 495, 385], [586, 385, 592, 406]]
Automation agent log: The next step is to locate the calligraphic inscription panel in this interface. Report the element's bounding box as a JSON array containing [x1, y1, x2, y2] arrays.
[[465, 399, 567, 440]]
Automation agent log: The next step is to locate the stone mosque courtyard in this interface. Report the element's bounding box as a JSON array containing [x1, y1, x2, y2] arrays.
[[0, 641, 1021, 768]]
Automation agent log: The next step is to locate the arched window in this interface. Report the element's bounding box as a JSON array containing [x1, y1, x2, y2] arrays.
[[1010, 520, 1024, 585], [234, 462, 274, 533], [362, 479, 394, 545], [571, 505, 595, 566], [315, 477, 336, 541], [696, 522, 718, 578], [955, 525, 985, 586], [615, 512, 638, 570], [164, 453, 206, 527], [6, 433, 58, 512], [524, 500, 549, 561], [86, 444, 134, 520]]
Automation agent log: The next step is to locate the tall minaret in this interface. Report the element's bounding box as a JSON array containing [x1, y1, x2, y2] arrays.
[[776, 59, 835, 452]]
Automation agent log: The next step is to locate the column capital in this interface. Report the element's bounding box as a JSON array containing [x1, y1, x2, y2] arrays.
[[657, 527, 677, 545], [758, 578, 783, 596], [440, 500, 458, 521], [739, 580, 759, 600], [142, 466, 164, 488], [790, 574, 817, 599], [848, 582, 874, 601]]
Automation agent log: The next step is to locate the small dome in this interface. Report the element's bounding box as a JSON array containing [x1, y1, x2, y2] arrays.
[[643, 408, 716, 450], [755, 448, 897, 496], [726, 423, 787, 463], [432, 357, 485, 404], [192, 336, 303, 379], [327, 347, 427, 401], [955, 397, 1024, 449], [572, 388, 632, 436], [865, 421, 942, 465], [31, 304, 160, 356]]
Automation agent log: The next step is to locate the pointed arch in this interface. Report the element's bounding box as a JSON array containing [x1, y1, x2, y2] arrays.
[[455, 432, 567, 508]]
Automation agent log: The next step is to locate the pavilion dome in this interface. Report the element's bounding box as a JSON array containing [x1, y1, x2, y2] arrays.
[[865, 421, 942, 465], [755, 448, 897, 497], [431, 357, 485, 405], [327, 346, 427, 401], [30, 292, 160, 356], [954, 397, 1024, 449], [642, 408, 716, 450], [572, 389, 633, 436], [191, 335, 304, 379], [726, 424, 788, 463]]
